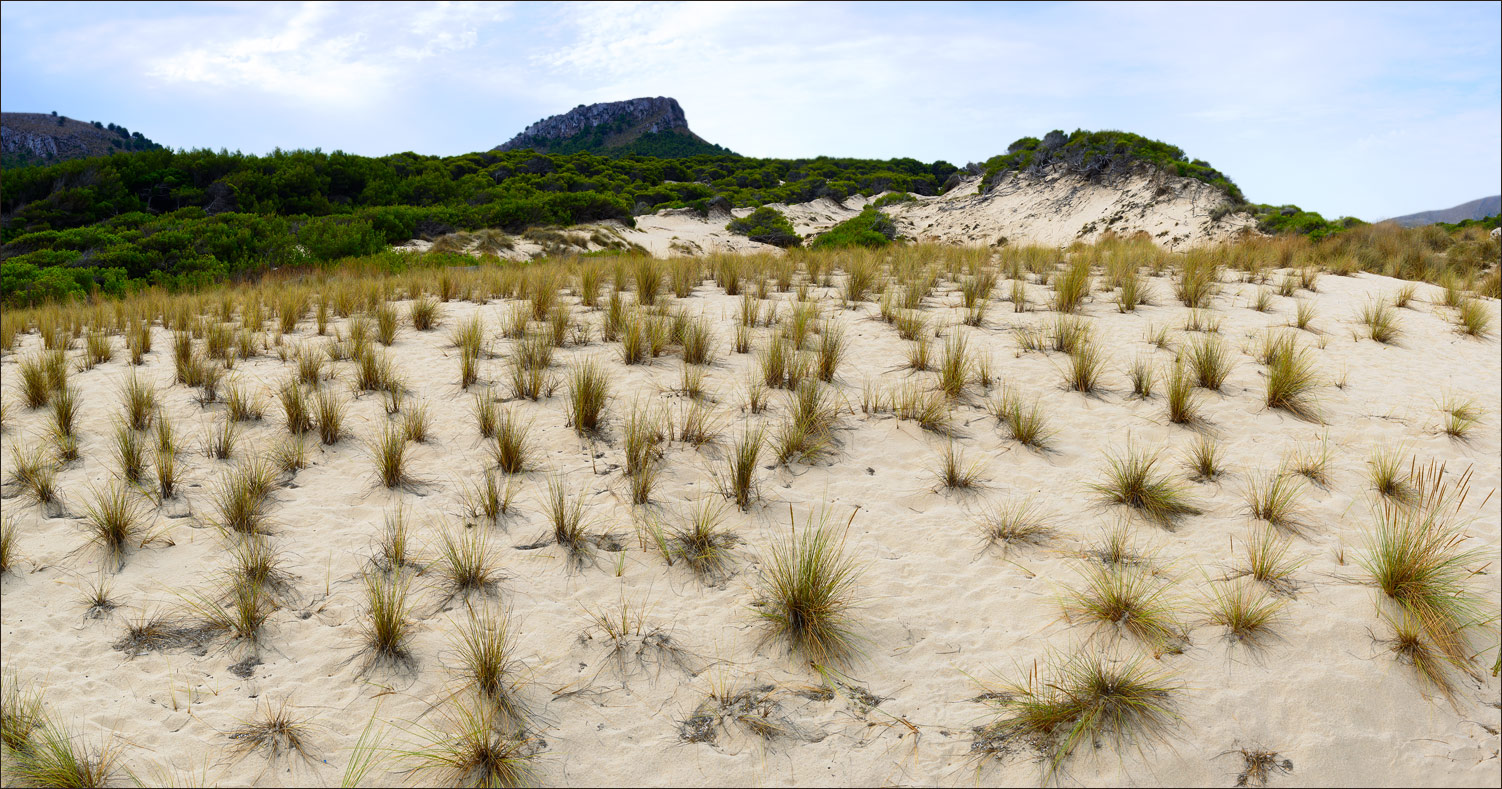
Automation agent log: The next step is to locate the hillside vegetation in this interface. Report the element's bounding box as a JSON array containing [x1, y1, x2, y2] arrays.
[[1, 112, 163, 168]]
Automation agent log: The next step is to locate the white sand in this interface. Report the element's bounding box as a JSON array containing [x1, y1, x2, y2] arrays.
[[1, 268, 1498, 786]]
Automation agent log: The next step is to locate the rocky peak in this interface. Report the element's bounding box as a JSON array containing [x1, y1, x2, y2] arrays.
[[494, 97, 694, 153]]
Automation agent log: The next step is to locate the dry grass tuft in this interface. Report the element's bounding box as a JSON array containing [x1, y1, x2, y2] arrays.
[[1091, 443, 1201, 527]]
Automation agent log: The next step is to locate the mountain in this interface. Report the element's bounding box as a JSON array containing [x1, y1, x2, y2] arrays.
[[494, 97, 735, 158], [1, 112, 164, 167], [1386, 196, 1501, 227]]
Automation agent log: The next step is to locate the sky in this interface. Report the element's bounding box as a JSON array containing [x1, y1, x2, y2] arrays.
[[2, 1, 1498, 220]]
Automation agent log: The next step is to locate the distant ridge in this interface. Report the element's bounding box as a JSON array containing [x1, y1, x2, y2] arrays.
[[1387, 195, 1500, 227], [1, 112, 163, 167], [494, 97, 734, 158]]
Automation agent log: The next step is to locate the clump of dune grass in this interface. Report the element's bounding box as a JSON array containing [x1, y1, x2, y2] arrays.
[[1455, 297, 1493, 338], [1263, 347, 1320, 425], [374, 303, 400, 345], [1359, 462, 1490, 700], [1436, 394, 1481, 440], [401, 700, 537, 788], [1367, 446, 1413, 503], [359, 570, 415, 671], [721, 426, 763, 510], [1091, 443, 1201, 527], [1292, 298, 1317, 331], [1239, 526, 1302, 595], [8, 443, 59, 505], [1127, 357, 1154, 398], [1283, 436, 1331, 486], [226, 699, 313, 761], [17, 353, 52, 409], [277, 379, 313, 436], [464, 469, 516, 526], [0, 518, 17, 576], [182, 574, 275, 644], [374, 505, 417, 574], [678, 400, 722, 448], [5, 711, 120, 788], [452, 606, 529, 732], [270, 436, 308, 474], [681, 315, 717, 366], [978, 497, 1052, 554], [936, 331, 971, 399], [1063, 337, 1107, 394], [542, 475, 591, 566], [228, 535, 293, 596], [210, 457, 279, 535], [120, 370, 157, 430], [1357, 299, 1400, 344], [196, 408, 237, 459], [225, 382, 265, 422], [1244, 470, 1306, 534], [314, 387, 347, 445], [48, 384, 80, 439], [1182, 434, 1224, 482], [436, 525, 498, 598], [400, 400, 432, 444], [1, 671, 45, 753], [410, 295, 442, 331], [1185, 334, 1233, 390], [1164, 358, 1200, 425], [81, 482, 150, 569], [370, 423, 411, 489], [972, 648, 1178, 776], [1204, 579, 1284, 648], [490, 410, 532, 474], [656, 497, 737, 583], [509, 334, 553, 400], [933, 441, 985, 490], [472, 387, 500, 439], [1063, 563, 1185, 651], [755, 505, 864, 667], [772, 380, 838, 465], [1052, 261, 1091, 313], [987, 387, 1053, 449]]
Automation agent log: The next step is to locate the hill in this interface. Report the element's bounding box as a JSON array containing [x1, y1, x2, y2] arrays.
[[1387, 195, 1501, 227], [1, 112, 164, 167], [494, 97, 734, 158]]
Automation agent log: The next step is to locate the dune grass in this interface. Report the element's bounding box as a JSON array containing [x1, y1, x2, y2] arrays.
[[657, 497, 737, 582], [1182, 434, 1224, 482], [210, 457, 279, 536], [1064, 337, 1107, 394], [8, 443, 59, 505], [755, 505, 864, 667], [401, 700, 537, 788], [359, 570, 415, 671], [542, 475, 591, 565], [370, 423, 410, 489], [1455, 298, 1493, 338], [81, 482, 150, 568], [205, 416, 239, 461], [1367, 446, 1413, 503], [182, 574, 275, 644], [978, 497, 1053, 553], [1091, 443, 1201, 526], [933, 441, 985, 490], [120, 370, 157, 431], [1186, 334, 1234, 391], [1204, 579, 1284, 648], [721, 426, 763, 511], [973, 649, 1178, 776], [452, 606, 529, 733], [1244, 470, 1307, 534], [988, 387, 1053, 449], [0, 518, 17, 576], [1358, 299, 1400, 344], [1436, 394, 1481, 440], [1359, 462, 1490, 696], [227, 699, 313, 761], [1063, 563, 1184, 651], [314, 387, 347, 445], [1164, 358, 1200, 425], [1239, 525, 1302, 595], [5, 712, 120, 788], [491, 410, 532, 475], [436, 525, 498, 598]]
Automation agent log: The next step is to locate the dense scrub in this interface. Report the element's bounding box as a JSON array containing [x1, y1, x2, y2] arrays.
[[725, 207, 801, 248], [980, 130, 1243, 202], [808, 207, 898, 249]]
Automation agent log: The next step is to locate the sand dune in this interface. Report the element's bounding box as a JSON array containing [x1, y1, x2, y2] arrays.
[[1, 256, 1498, 787]]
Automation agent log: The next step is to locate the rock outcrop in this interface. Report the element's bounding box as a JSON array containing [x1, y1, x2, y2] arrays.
[[2, 112, 164, 167], [493, 97, 731, 157]]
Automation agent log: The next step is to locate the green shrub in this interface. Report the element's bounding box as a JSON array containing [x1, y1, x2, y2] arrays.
[[725, 206, 801, 248]]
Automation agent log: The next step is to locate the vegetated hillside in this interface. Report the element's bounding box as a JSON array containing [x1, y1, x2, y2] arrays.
[[1388, 195, 1502, 228], [495, 97, 735, 158], [1, 112, 164, 168]]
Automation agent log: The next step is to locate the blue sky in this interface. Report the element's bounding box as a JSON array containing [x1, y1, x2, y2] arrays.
[[2, 1, 1498, 219]]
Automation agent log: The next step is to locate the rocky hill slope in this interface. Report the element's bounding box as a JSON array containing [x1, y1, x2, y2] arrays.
[[1388, 195, 1500, 227], [494, 97, 734, 158], [1, 112, 163, 167]]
